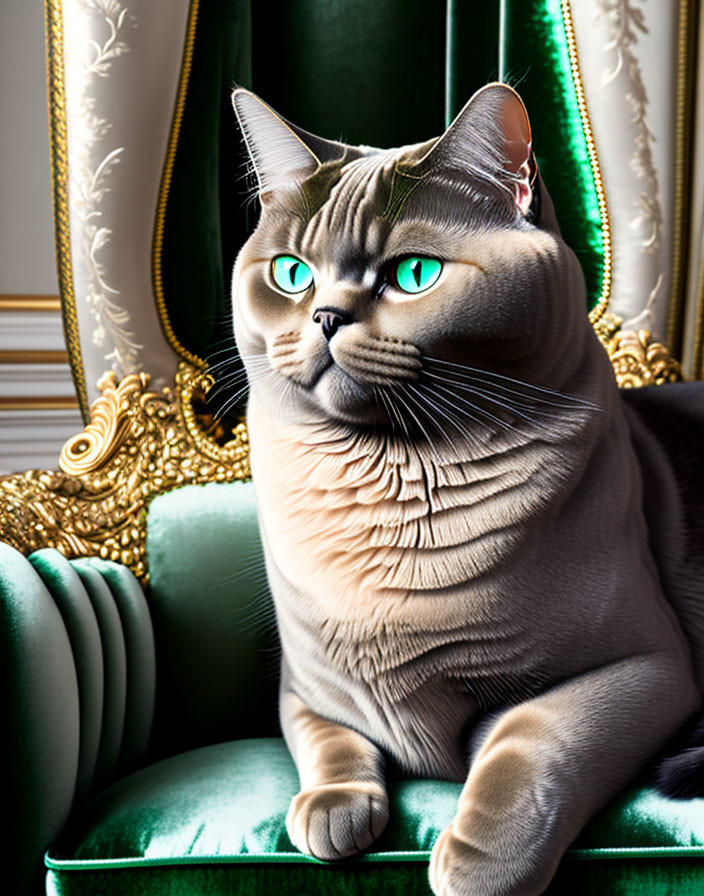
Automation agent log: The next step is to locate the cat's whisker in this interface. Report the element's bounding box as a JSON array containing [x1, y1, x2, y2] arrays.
[[213, 385, 252, 419], [423, 356, 601, 410], [376, 387, 406, 437], [415, 381, 495, 439], [382, 387, 412, 441], [371, 386, 391, 429], [208, 342, 267, 370], [422, 369, 592, 413], [213, 367, 276, 417], [211, 364, 250, 380], [239, 350, 269, 360], [402, 385, 461, 455], [430, 378, 560, 434], [207, 359, 243, 376], [451, 386, 566, 430], [392, 386, 441, 459], [242, 358, 272, 372], [413, 387, 491, 454], [207, 344, 243, 360], [424, 365, 593, 413], [210, 377, 250, 398], [443, 382, 560, 437], [409, 384, 485, 451], [206, 355, 255, 376], [426, 380, 539, 440], [209, 370, 251, 392]]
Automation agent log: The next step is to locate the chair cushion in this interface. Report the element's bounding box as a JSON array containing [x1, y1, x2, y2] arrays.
[[46, 738, 704, 895], [145, 481, 280, 759]]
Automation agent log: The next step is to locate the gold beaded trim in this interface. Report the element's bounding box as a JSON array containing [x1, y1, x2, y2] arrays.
[[693, 246, 704, 379], [44, 0, 90, 420], [560, 0, 613, 326], [151, 0, 205, 369], [666, 0, 696, 354]]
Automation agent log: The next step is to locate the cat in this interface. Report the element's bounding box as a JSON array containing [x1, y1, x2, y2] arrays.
[[229, 82, 704, 896]]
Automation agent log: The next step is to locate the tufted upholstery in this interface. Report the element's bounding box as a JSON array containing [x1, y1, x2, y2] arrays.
[[0, 546, 154, 895]]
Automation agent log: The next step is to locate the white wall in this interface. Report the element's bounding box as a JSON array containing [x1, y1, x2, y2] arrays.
[[0, 0, 82, 475], [0, 0, 59, 292]]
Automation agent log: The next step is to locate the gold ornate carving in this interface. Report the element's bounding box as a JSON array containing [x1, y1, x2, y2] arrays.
[[595, 311, 684, 387], [0, 362, 249, 582]]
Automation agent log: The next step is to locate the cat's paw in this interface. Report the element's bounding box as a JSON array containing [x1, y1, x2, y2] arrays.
[[429, 824, 478, 896], [430, 823, 549, 896], [286, 781, 389, 861]]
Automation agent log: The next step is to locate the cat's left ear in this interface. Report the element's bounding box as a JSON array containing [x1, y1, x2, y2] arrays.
[[232, 88, 346, 198], [418, 83, 536, 216]]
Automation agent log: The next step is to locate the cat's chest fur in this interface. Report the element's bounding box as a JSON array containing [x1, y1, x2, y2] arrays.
[[249, 399, 589, 776], [250, 399, 582, 675]]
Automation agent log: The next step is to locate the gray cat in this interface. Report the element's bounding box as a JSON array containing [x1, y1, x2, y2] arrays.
[[229, 83, 704, 896]]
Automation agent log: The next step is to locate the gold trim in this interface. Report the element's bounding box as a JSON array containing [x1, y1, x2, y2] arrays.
[[0, 397, 80, 411], [666, 0, 697, 355], [151, 0, 205, 370], [693, 242, 704, 379], [595, 312, 683, 387], [45, 0, 89, 421], [0, 295, 62, 312], [560, 0, 613, 326], [0, 361, 249, 582], [0, 350, 69, 364]]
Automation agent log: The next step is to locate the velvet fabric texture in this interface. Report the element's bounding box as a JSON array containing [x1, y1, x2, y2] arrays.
[[46, 738, 704, 895], [144, 481, 280, 760], [0, 545, 154, 896]]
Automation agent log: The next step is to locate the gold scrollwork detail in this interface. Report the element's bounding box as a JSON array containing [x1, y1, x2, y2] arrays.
[[0, 362, 249, 581], [595, 311, 684, 387]]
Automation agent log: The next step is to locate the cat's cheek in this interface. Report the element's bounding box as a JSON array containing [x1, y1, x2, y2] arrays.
[[240, 280, 307, 343]]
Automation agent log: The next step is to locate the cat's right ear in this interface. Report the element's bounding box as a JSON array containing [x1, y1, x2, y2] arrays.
[[413, 83, 536, 217], [232, 89, 344, 199]]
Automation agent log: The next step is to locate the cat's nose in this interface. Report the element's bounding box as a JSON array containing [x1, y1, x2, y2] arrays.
[[312, 306, 353, 341]]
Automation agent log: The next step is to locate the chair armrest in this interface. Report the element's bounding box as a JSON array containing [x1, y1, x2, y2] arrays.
[[0, 544, 155, 895]]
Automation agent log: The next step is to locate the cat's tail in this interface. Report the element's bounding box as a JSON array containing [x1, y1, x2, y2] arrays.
[[652, 713, 704, 798]]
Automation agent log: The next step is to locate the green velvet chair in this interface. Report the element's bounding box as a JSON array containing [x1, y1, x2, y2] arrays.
[[2, 1, 703, 894]]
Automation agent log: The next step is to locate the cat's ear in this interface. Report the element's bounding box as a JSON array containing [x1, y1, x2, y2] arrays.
[[232, 88, 345, 198], [417, 83, 535, 216]]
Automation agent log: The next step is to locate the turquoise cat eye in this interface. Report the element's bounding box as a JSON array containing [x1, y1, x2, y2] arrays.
[[394, 257, 442, 294], [272, 255, 314, 294]]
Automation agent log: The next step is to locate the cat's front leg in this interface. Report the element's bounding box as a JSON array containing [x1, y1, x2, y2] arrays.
[[429, 650, 700, 896], [281, 688, 389, 861]]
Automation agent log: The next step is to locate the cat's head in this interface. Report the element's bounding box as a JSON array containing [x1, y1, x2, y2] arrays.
[[231, 84, 590, 432]]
